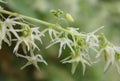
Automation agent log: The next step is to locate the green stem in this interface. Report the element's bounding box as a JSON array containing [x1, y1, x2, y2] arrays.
[[0, 9, 53, 26], [0, 9, 83, 36]]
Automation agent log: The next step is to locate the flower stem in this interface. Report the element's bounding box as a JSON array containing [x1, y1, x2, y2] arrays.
[[0, 9, 83, 36], [0, 9, 53, 26]]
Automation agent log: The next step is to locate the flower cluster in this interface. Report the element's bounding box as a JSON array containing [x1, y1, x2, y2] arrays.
[[0, 8, 120, 75], [46, 26, 120, 74], [0, 17, 24, 49], [13, 25, 43, 54], [46, 27, 92, 74], [46, 36, 75, 57], [0, 16, 47, 71], [96, 34, 120, 73]]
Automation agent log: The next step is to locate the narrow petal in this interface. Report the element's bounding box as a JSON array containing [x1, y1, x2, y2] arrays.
[[46, 39, 59, 49], [23, 39, 30, 51], [21, 62, 31, 70], [9, 25, 20, 39], [67, 42, 75, 54], [71, 62, 78, 74], [58, 43, 63, 57], [14, 40, 22, 53]]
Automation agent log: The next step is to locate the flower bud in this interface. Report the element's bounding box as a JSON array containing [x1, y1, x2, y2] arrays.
[[65, 13, 74, 22]]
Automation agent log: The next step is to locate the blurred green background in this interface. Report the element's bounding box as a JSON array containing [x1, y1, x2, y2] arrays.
[[0, 0, 120, 81]]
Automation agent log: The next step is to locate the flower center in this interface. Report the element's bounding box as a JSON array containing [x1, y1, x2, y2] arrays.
[[22, 25, 31, 37], [30, 57, 36, 63]]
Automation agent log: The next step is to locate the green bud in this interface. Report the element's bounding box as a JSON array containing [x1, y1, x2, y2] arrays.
[[22, 25, 31, 37], [65, 13, 74, 22], [50, 9, 63, 17]]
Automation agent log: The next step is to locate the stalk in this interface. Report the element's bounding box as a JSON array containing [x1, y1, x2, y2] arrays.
[[0, 9, 82, 36]]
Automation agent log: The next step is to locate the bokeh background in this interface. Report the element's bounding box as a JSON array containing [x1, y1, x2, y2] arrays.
[[0, 0, 120, 81]]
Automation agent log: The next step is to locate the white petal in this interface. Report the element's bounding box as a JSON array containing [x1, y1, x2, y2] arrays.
[[31, 41, 40, 50], [104, 60, 111, 73], [46, 39, 60, 49], [67, 42, 75, 54], [9, 25, 20, 39], [58, 42, 63, 57], [71, 62, 78, 74], [23, 39, 30, 51], [14, 40, 22, 53], [21, 62, 31, 70], [1, 22, 7, 40]]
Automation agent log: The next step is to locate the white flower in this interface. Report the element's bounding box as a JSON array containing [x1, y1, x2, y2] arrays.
[[86, 27, 103, 47], [67, 27, 80, 45], [42, 27, 59, 41], [4, 17, 24, 39], [95, 43, 120, 73], [0, 20, 11, 49], [85, 34, 99, 53], [0, 17, 26, 49], [61, 52, 90, 74], [113, 46, 120, 74], [85, 26, 104, 52], [16, 50, 47, 72], [103, 46, 115, 72], [47, 28, 59, 40], [31, 27, 43, 43], [86, 34, 99, 47], [13, 25, 43, 54], [46, 37, 75, 57]]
